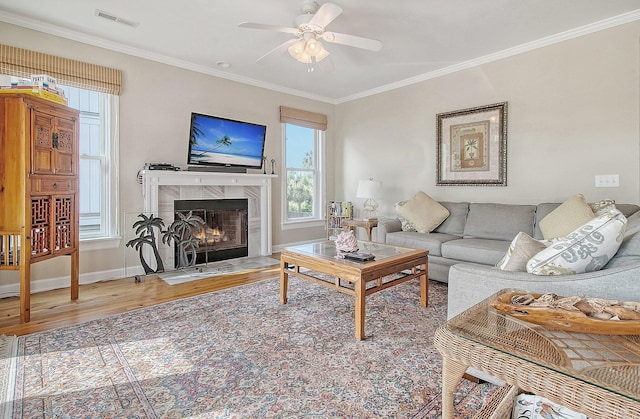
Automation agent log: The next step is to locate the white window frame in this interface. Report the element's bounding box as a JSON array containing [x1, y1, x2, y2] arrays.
[[64, 87, 120, 249], [281, 123, 326, 229]]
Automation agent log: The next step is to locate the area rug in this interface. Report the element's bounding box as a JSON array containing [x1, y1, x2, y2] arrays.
[[11, 277, 498, 418], [0, 335, 17, 418]]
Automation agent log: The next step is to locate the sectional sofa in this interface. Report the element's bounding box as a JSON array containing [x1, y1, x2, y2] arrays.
[[377, 198, 640, 317]]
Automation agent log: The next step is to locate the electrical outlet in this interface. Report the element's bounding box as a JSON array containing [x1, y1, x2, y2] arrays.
[[595, 174, 620, 188]]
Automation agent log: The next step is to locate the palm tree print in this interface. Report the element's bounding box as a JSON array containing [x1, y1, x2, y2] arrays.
[[125, 213, 166, 274], [189, 114, 206, 146]]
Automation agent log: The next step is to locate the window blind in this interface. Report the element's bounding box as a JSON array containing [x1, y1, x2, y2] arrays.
[[0, 44, 122, 95], [280, 106, 327, 131]]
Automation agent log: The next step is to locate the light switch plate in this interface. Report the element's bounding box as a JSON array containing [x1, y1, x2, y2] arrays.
[[595, 174, 620, 188]]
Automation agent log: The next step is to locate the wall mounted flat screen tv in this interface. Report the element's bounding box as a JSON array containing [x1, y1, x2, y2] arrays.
[[187, 112, 267, 170]]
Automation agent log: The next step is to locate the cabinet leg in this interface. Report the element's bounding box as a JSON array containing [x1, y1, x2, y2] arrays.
[[71, 250, 79, 300], [20, 263, 31, 323]]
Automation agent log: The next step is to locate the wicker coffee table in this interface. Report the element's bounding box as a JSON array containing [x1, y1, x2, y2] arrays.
[[434, 289, 640, 418], [280, 241, 428, 340]]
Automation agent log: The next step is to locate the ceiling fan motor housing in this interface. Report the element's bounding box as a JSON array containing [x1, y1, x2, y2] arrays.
[[300, 0, 319, 15]]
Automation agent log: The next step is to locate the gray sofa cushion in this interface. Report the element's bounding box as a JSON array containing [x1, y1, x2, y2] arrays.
[[604, 231, 640, 269], [385, 231, 459, 257], [616, 203, 640, 218], [441, 238, 510, 265], [433, 202, 469, 236], [463, 203, 536, 241]]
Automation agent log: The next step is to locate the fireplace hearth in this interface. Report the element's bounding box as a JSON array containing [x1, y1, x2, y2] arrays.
[[174, 199, 248, 267]]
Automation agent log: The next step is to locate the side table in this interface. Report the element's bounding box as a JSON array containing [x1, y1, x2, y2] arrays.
[[342, 218, 378, 241], [433, 289, 640, 418]]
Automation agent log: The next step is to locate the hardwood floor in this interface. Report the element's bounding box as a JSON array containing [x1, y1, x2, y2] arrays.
[[0, 255, 281, 336]]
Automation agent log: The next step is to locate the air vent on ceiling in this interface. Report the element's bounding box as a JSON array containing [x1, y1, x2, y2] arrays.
[[95, 9, 139, 28]]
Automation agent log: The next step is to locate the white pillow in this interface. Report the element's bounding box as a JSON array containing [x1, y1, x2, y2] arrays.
[[395, 192, 450, 234], [539, 194, 595, 239], [527, 208, 627, 275], [497, 232, 550, 272]]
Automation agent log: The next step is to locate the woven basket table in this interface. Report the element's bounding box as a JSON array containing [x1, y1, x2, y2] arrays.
[[434, 289, 640, 419]]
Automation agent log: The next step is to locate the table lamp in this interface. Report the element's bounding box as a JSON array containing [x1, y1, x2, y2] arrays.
[[356, 179, 382, 221]]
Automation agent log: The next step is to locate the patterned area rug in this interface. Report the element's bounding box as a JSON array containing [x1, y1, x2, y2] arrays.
[[0, 335, 18, 418], [11, 277, 497, 417]]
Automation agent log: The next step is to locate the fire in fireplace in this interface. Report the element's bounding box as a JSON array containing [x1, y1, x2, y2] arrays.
[[173, 199, 248, 267]]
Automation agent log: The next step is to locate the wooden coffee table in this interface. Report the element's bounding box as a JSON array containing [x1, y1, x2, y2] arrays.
[[280, 241, 428, 340]]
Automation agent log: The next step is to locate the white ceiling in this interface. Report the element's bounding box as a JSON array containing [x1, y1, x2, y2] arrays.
[[1, 1, 639, 103]]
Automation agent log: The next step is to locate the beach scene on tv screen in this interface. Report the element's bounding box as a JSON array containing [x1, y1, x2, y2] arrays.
[[189, 114, 265, 167]]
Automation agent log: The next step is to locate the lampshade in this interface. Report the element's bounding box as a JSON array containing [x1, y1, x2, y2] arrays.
[[356, 179, 383, 199], [288, 38, 329, 64]]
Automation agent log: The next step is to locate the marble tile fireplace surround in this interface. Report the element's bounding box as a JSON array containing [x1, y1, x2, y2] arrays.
[[140, 170, 276, 267]]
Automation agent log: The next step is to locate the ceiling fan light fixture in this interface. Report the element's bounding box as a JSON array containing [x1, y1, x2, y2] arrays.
[[288, 37, 329, 63], [304, 38, 321, 56], [288, 39, 311, 63], [314, 45, 330, 62]]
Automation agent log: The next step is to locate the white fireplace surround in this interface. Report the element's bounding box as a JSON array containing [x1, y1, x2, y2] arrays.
[[141, 170, 277, 258]]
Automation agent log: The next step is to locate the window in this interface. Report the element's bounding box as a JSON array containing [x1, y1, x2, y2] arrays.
[[60, 85, 119, 241], [282, 123, 325, 225]]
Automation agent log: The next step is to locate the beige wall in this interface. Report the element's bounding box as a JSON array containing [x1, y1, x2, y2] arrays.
[[335, 21, 640, 219], [0, 22, 333, 287], [1, 18, 640, 288]]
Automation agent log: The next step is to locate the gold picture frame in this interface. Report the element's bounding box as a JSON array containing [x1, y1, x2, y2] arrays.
[[436, 102, 507, 186]]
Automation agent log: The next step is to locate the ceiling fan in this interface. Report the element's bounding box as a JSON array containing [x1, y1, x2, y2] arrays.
[[239, 0, 382, 71]]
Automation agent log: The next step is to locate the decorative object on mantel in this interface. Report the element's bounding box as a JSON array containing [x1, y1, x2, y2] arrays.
[[161, 211, 206, 269], [126, 214, 166, 274], [356, 178, 382, 221], [270, 158, 276, 174], [334, 229, 359, 258], [491, 291, 640, 334], [262, 156, 267, 174]]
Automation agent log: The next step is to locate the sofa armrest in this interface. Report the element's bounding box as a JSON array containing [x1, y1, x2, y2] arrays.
[[447, 262, 640, 319], [376, 217, 402, 242]]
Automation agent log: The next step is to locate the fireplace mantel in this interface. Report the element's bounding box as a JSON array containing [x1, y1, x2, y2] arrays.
[[140, 170, 277, 256]]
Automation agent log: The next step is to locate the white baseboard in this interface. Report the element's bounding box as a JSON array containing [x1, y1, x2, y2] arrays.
[[0, 266, 144, 298], [0, 240, 326, 298]]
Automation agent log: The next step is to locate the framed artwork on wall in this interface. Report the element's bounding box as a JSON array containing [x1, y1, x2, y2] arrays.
[[436, 102, 508, 186]]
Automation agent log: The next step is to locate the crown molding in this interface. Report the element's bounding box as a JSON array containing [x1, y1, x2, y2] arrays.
[[0, 10, 336, 104], [1, 8, 639, 105], [335, 9, 640, 104]]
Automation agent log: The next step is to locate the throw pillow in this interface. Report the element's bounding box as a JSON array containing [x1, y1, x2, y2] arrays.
[[497, 232, 549, 272], [538, 194, 595, 239], [527, 208, 627, 275], [395, 191, 450, 234], [394, 201, 417, 232], [590, 199, 616, 216]]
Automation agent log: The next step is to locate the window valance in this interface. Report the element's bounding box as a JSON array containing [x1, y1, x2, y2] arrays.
[[0, 44, 122, 95], [280, 106, 327, 131]]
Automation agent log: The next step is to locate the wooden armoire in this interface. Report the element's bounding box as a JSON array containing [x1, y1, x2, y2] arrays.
[[0, 93, 80, 323]]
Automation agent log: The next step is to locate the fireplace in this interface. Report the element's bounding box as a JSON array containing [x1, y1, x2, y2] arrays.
[[173, 199, 248, 267]]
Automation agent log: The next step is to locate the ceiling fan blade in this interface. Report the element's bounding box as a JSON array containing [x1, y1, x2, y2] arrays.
[[255, 39, 298, 64], [239, 22, 299, 35], [309, 2, 342, 28], [322, 31, 382, 51]]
